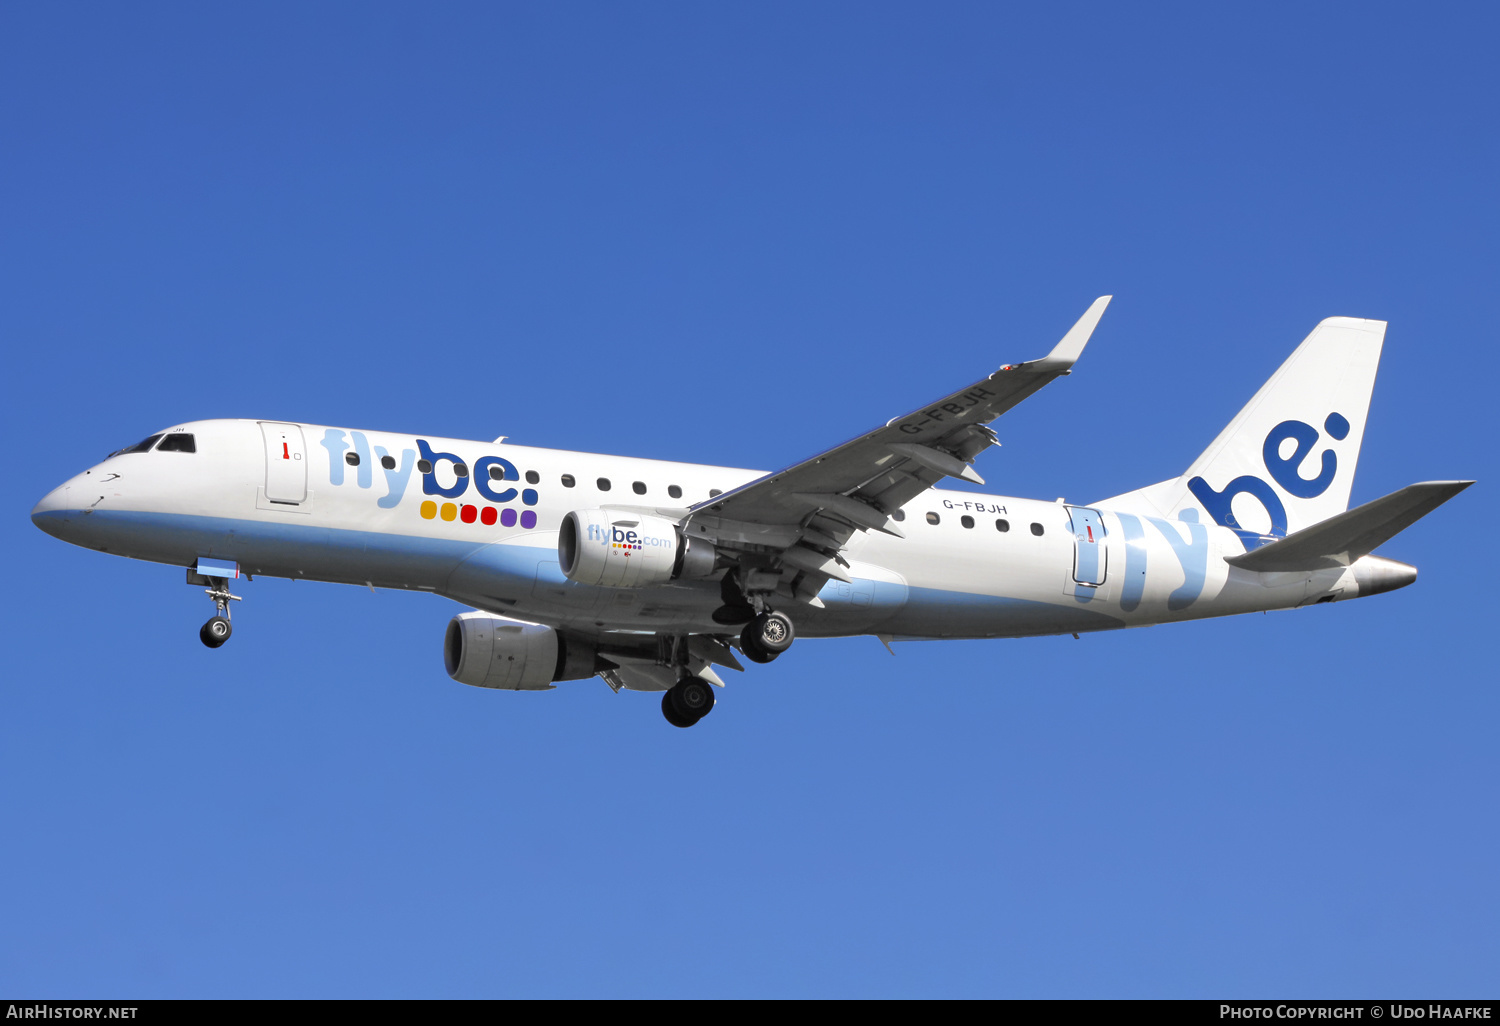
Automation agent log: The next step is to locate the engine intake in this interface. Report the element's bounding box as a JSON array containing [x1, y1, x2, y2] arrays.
[[558, 509, 715, 587], [443, 613, 602, 690]]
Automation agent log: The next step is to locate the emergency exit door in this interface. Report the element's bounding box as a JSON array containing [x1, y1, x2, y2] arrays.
[[1066, 506, 1107, 586], [260, 422, 307, 503]]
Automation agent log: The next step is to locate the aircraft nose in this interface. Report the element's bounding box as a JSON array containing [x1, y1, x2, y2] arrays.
[[31, 482, 74, 536]]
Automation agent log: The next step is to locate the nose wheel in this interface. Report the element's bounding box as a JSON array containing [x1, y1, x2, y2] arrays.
[[200, 616, 233, 648], [196, 574, 242, 649]]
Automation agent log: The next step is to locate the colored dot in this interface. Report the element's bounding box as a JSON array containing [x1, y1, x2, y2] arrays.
[[522, 488, 538, 506], [460, 504, 477, 524], [480, 507, 497, 526], [420, 500, 437, 520], [440, 503, 457, 521], [1324, 412, 1350, 440], [520, 510, 537, 529], [500, 508, 517, 527]]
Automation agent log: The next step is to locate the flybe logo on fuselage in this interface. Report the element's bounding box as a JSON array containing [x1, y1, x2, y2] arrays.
[[1187, 413, 1350, 542], [317, 430, 541, 529]]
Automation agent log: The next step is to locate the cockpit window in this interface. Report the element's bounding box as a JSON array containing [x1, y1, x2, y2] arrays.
[[156, 433, 196, 453], [110, 434, 163, 458]]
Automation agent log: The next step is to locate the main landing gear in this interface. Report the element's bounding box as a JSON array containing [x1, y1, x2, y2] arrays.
[[656, 613, 796, 728], [740, 611, 795, 664], [712, 570, 797, 664], [656, 595, 797, 727], [197, 576, 241, 649], [662, 676, 716, 728]]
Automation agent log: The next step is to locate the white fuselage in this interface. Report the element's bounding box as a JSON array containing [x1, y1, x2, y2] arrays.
[[29, 414, 1380, 642], [32, 418, 1375, 643]]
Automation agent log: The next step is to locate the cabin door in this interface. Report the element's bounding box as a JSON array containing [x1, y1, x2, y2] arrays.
[[260, 422, 308, 504], [1066, 506, 1107, 587]]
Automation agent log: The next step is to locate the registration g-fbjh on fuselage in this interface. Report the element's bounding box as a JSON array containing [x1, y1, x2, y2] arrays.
[[31, 298, 1471, 728]]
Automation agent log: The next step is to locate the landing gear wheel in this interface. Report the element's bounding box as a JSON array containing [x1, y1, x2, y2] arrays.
[[200, 616, 232, 649], [741, 611, 794, 664], [670, 676, 716, 720], [661, 690, 698, 728]]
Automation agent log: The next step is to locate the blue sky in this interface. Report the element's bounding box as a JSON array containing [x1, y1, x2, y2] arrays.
[[2, 2, 1496, 997]]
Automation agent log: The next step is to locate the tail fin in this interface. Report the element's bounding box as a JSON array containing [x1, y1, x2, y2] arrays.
[[1102, 316, 1386, 543]]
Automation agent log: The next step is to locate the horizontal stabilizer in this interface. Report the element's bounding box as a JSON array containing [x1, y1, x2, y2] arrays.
[[1225, 480, 1473, 572]]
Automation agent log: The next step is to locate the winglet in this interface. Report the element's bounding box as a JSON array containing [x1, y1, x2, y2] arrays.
[[1033, 295, 1112, 371]]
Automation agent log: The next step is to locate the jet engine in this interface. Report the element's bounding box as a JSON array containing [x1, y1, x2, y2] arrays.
[[558, 509, 716, 588], [443, 612, 603, 690]]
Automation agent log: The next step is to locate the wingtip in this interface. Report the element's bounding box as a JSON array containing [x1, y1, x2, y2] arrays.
[[1037, 295, 1112, 368]]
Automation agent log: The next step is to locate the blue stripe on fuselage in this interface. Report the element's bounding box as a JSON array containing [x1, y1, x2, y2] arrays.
[[32, 508, 1128, 639], [889, 585, 1125, 638], [31, 508, 484, 590]]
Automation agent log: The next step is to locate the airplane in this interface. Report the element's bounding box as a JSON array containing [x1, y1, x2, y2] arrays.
[[30, 298, 1472, 727]]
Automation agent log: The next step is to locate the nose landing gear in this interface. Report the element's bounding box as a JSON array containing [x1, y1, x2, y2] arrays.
[[194, 574, 241, 649]]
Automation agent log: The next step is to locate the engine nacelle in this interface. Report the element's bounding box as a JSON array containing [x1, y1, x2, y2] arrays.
[[443, 612, 601, 690], [559, 509, 714, 587]]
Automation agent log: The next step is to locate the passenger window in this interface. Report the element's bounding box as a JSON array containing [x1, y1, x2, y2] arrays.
[[344, 451, 360, 466], [597, 478, 612, 491], [892, 509, 905, 521], [1030, 522, 1045, 536], [926, 512, 940, 525], [561, 474, 576, 488], [995, 518, 1010, 533], [489, 465, 505, 481], [526, 470, 539, 484], [381, 455, 396, 470], [157, 433, 196, 453], [709, 488, 722, 497], [961, 515, 974, 529], [454, 463, 469, 478], [417, 459, 433, 474], [633, 481, 647, 495], [668, 485, 682, 499]]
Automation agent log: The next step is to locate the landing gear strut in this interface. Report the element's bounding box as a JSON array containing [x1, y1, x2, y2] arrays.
[[661, 676, 716, 728], [198, 576, 241, 649], [741, 611, 794, 664]]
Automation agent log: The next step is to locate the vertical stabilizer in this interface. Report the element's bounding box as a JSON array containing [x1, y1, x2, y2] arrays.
[[1102, 317, 1385, 545]]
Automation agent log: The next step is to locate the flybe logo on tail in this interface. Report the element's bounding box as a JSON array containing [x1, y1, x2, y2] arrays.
[[1187, 413, 1350, 541]]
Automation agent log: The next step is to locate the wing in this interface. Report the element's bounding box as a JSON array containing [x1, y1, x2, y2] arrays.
[[683, 296, 1111, 609]]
